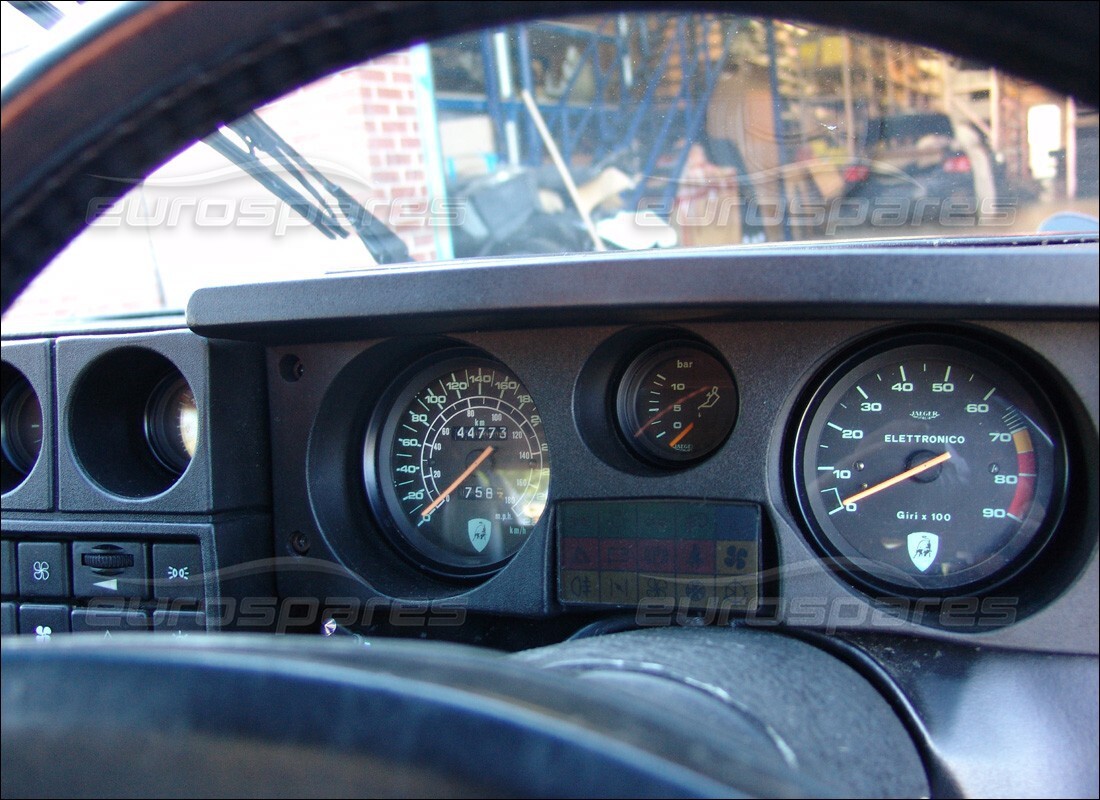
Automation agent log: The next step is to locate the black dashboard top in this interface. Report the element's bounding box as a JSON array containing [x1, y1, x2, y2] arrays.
[[186, 237, 1100, 343]]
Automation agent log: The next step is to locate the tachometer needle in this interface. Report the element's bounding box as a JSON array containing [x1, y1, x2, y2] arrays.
[[420, 446, 495, 518], [841, 451, 951, 506]]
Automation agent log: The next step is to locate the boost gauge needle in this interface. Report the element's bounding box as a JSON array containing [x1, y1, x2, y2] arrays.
[[634, 386, 709, 437], [841, 451, 951, 506], [668, 422, 695, 448], [420, 446, 495, 519]]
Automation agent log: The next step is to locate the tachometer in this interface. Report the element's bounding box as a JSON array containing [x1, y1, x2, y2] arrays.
[[792, 335, 1066, 594], [366, 354, 550, 577]]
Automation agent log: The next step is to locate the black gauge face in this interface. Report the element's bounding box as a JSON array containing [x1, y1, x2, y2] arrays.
[[793, 338, 1066, 594], [617, 342, 738, 465], [144, 374, 198, 475], [1, 375, 43, 479], [368, 355, 551, 577]]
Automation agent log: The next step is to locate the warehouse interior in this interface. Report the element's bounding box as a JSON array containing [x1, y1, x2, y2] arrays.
[[427, 14, 1097, 247], [4, 11, 1096, 325]]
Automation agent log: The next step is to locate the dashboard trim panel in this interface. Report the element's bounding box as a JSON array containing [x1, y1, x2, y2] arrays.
[[187, 240, 1100, 344]]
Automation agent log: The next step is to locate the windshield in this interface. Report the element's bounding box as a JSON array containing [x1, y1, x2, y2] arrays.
[[4, 10, 1098, 327]]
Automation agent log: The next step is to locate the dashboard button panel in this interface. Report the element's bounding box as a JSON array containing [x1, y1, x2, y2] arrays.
[[16, 541, 69, 598], [72, 542, 149, 599], [152, 544, 204, 601], [2, 536, 209, 635]]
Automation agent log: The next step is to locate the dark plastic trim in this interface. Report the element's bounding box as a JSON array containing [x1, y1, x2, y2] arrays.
[[187, 242, 1100, 343], [53, 330, 269, 514]]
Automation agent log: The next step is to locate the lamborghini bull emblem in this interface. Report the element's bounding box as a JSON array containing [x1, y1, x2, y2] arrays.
[[468, 518, 491, 553], [907, 532, 939, 572]]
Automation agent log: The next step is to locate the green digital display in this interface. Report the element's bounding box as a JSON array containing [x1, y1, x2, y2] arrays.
[[557, 500, 762, 611]]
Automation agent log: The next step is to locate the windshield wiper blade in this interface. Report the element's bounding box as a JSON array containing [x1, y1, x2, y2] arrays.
[[205, 112, 409, 265], [10, 1, 65, 29]]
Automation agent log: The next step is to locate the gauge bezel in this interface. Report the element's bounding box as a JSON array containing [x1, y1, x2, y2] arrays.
[[364, 350, 550, 580], [789, 330, 1069, 599], [614, 339, 738, 467], [144, 373, 198, 476], [1, 366, 44, 490]]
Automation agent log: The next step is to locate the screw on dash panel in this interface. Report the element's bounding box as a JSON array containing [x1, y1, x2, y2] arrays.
[[289, 530, 310, 555], [279, 354, 305, 383]]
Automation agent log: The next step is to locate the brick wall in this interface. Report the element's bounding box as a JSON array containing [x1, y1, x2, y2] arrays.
[[259, 52, 441, 262]]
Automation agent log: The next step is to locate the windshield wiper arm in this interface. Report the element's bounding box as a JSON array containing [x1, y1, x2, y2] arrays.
[[205, 112, 409, 265]]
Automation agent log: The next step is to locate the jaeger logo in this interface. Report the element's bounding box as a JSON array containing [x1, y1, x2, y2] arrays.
[[910, 410, 940, 421]]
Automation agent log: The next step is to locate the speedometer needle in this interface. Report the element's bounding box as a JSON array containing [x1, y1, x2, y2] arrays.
[[420, 446, 495, 518], [841, 451, 952, 506]]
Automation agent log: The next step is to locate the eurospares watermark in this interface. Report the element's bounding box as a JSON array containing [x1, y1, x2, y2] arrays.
[[84, 156, 1018, 240], [86, 194, 465, 235], [70, 592, 1016, 635], [57, 554, 1022, 636]]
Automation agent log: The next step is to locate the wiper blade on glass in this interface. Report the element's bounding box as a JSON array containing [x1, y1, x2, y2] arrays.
[[205, 112, 409, 265], [10, 1, 65, 29]]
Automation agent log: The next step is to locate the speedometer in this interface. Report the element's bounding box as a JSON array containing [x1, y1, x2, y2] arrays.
[[366, 354, 551, 577], [792, 334, 1067, 594]]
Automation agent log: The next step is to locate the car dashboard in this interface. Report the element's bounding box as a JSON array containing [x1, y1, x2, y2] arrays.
[[2, 237, 1100, 796], [3, 237, 1099, 797], [3, 237, 1096, 639], [2, 1, 1098, 795]]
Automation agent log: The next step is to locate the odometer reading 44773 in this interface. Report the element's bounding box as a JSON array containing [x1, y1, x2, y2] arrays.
[[792, 338, 1066, 594], [367, 355, 551, 577]]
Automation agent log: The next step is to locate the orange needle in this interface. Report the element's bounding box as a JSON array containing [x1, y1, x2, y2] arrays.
[[634, 386, 709, 437], [420, 446, 494, 518], [668, 422, 695, 448], [841, 451, 952, 506]]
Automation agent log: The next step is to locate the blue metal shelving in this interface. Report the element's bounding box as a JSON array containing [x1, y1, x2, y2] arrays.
[[433, 14, 733, 216]]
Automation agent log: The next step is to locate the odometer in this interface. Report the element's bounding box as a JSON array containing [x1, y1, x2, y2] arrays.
[[367, 354, 551, 577], [792, 335, 1066, 594]]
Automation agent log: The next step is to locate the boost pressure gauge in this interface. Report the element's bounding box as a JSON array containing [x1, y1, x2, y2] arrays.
[[616, 341, 738, 465]]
